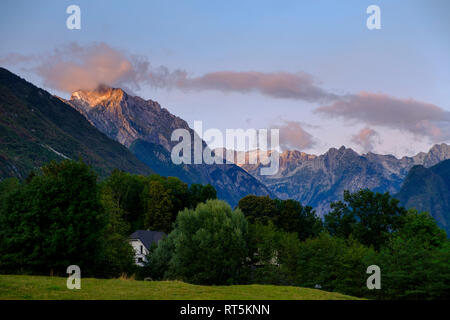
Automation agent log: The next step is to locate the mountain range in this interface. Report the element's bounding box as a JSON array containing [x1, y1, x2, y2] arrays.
[[238, 144, 450, 215], [65, 86, 271, 205], [1, 67, 449, 232]]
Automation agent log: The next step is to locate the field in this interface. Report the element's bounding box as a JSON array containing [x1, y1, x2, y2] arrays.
[[0, 275, 360, 300]]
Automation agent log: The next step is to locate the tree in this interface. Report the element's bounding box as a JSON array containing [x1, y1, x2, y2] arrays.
[[0, 160, 106, 276], [324, 189, 407, 250], [188, 183, 217, 209], [238, 195, 277, 225], [373, 236, 450, 300], [164, 199, 249, 285], [101, 170, 148, 231], [143, 180, 173, 233], [248, 222, 301, 285], [98, 186, 135, 277], [296, 233, 375, 297], [238, 195, 322, 240], [394, 209, 447, 248], [274, 199, 322, 241]]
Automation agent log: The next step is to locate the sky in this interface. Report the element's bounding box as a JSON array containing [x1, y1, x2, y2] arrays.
[[1, 0, 449, 157]]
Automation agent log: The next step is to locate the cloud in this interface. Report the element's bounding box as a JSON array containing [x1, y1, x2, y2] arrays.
[[1, 42, 151, 93], [351, 128, 380, 152], [34, 43, 151, 93], [272, 120, 316, 151], [1, 43, 335, 103], [0, 52, 36, 65], [172, 71, 337, 102], [316, 92, 450, 141]]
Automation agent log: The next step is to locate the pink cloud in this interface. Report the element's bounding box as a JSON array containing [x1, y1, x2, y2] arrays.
[[351, 127, 380, 152], [316, 92, 450, 141]]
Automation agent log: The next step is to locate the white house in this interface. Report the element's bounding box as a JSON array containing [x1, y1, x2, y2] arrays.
[[129, 230, 166, 266]]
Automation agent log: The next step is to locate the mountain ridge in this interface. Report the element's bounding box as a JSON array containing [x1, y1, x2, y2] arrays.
[[396, 159, 450, 234], [65, 86, 272, 206], [237, 143, 450, 215], [0, 68, 152, 179]]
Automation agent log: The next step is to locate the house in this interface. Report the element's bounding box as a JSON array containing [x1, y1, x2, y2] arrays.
[[129, 230, 166, 266]]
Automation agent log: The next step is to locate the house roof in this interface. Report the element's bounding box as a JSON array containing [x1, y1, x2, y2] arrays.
[[129, 230, 166, 250]]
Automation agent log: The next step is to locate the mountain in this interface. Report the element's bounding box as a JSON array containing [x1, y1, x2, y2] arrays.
[[396, 159, 450, 234], [238, 144, 450, 215], [0, 67, 152, 180], [66, 86, 271, 205]]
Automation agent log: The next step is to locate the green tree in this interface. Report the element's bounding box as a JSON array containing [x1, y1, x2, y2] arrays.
[[97, 186, 135, 277], [296, 233, 375, 296], [394, 209, 447, 248], [188, 183, 217, 209], [274, 199, 322, 241], [0, 160, 106, 276], [165, 199, 249, 285], [238, 195, 277, 225], [324, 189, 407, 250], [101, 170, 148, 231], [143, 180, 173, 233], [248, 222, 301, 285], [373, 237, 450, 300], [238, 195, 322, 240]]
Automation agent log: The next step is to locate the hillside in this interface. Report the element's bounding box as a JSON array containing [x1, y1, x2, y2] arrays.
[[0, 275, 359, 300], [0, 68, 152, 179], [396, 159, 450, 234]]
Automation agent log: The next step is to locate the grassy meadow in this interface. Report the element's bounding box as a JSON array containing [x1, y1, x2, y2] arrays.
[[0, 275, 360, 300]]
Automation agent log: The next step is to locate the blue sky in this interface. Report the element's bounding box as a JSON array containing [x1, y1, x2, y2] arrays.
[[1, 0, 449, 156]]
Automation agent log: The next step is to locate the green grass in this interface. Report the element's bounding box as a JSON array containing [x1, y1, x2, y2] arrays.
[[0, 275, 360, 300]]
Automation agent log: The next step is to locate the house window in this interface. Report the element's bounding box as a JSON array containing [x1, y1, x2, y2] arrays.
[[140, 245, 143, 254]]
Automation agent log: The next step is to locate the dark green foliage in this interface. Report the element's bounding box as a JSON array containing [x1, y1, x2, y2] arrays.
[[157, 200, 249, 285], [324, 189, 407, 250], [364, 209, 449, 299], [238, 195, 277, 224], [100, 170, 148, 231], [0, 160, 106, 276], [238, 195, 322, 240], [247, 222, 301, 285], [296, 233, 376, 298], [372, 237, 450, 300], [395, 209, 447, 248], [143, 180, 173, 233], [98, 186, 136, 277], [101, 171, 217, 233]]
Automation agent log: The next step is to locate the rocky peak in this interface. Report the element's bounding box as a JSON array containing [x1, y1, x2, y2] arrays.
[[71, 85, 127, 108], [66, 87, 189, 149]]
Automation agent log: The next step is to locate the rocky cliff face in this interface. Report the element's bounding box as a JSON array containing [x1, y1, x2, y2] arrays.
[[239, 144, 450, 215], [66, 86, 271, 206], [69, 86, 189, 150]]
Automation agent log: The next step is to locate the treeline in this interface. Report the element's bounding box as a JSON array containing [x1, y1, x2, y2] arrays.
[[0, 159, 449, 299], [144, 191, 450, 300], [0, 160, 216, 277]]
